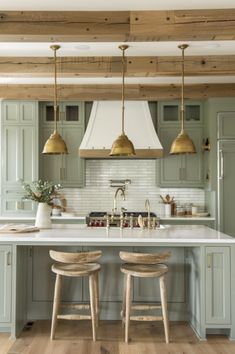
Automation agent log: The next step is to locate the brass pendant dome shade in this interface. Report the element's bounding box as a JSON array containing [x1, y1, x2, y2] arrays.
[[109, 133, 135, 156], [110, 45, 135, 156], [170, 44, 196, 155], [42, 130, 68, 155], [42, 45, 68, 155]]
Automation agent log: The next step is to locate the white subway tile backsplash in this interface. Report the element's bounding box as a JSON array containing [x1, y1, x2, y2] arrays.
[[62, 160, 205, 215]]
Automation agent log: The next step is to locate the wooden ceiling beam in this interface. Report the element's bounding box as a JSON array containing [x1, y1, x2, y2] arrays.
[[130, 9, 235, 41], [1, 55, 235, 77], [0, 84, 235, 100], [0, 9, 235, 42]]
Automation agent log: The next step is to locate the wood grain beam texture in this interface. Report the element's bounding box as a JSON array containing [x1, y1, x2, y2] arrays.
[[0, 84, 235, 100], [0, 9, 235, 41], [1, 56, 235, 77]]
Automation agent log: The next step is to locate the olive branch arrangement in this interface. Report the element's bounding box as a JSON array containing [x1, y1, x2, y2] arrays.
[[21, 180, 61, 204]]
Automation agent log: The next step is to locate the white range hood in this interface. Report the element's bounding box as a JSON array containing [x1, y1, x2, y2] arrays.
[[79, 101, 163, 159]]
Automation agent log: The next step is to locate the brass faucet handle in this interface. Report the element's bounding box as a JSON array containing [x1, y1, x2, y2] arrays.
[[121, 207, 127, 214], [106, 215, 110, 229]]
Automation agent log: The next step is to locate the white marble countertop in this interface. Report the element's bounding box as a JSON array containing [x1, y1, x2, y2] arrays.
[[159, 216, 215, 220], [0, 225, 233, 246], [0, 215, 214, 221], [0, 216, 86, 221]]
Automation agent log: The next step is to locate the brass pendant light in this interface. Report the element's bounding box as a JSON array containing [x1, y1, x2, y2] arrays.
[[109, 45, 136, 156], [42, 45, 68, 155], [170, 44, 196, 155]]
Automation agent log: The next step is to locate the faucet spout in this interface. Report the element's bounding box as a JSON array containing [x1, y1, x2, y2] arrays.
[[113, 187, 125, 214], [145, 199, 151, 229]]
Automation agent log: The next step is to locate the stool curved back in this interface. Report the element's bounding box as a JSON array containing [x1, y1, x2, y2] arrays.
[[119, 251, 171, 265], [49, 250, 102, 264]]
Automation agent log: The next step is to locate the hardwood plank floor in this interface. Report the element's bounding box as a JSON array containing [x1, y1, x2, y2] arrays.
[[0, 333, 14, 354], [2, 320, 235, 354]]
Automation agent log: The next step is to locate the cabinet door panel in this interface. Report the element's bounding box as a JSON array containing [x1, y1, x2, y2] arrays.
[[2, 126, 19, 184], [159, 127, 182, 186], [0, 245, 12, 322], [218, 141, 235, 237], [61, 127, 84, 187], [2, 101, 19, 124], [218, 112, 235, 139], [206, 247, 231, 324], [183, 128, 203, 185], [133, 247, 185, 302], [158, 101, 203, 125], [2, 189, 35, 215], [61, 102, 83, 125], [20, 102, 37, 124], [21, 126, 37, 182]]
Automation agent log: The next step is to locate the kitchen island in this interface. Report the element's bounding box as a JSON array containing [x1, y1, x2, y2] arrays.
[[0, 225, 234, 341]]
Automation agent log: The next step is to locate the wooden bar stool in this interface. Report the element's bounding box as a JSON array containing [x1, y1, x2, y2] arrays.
[[49, 250, 102, 341], [119, 251, 171, 344]]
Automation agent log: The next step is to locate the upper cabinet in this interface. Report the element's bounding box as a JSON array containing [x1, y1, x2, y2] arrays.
[[157, 101, 204, 188], [2, 101, 37, 125], [159, 101, 203, 125], [39, 102, 85, 188], [41, 102, 84, 126], [1, 101, 38, 186], [1, 101, 39, 216]]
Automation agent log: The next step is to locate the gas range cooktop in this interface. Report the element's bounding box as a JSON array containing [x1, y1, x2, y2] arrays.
[[87, 211, 158, 228], [89, 211, 157, 217]]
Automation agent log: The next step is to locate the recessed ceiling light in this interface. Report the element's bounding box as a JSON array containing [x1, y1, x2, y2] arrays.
[[74, 44, 90, 50], [203, 43, 221, 49]]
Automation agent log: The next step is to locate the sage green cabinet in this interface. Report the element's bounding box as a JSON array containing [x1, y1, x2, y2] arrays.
[[218, 140, 235, 237], [39, 102, 85, 188], [218, 112, 235, 139], [158, 126, 204, 187], [205, 247, 231, 325], [0, 245, 12, 323], [2, 188, 35, 215], [157, 101, 204, 187], [1, 101, 38, 216], [2, 125, 38, 186]]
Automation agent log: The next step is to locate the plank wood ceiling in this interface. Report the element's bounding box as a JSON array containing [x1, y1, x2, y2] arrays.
[[0, 9, 235, 100]]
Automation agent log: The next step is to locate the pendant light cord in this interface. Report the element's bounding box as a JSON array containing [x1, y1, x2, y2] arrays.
[[180, 45, 185, 132], [121, 46, 126, 135], [53, 47, 58, 132]]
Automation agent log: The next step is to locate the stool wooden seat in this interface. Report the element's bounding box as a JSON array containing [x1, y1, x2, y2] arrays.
[[120, 251, 171, 344], [49, 249, 102, 341], [52, 262, 101, 277]]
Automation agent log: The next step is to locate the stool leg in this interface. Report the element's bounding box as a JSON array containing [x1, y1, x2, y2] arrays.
[[159, 275, 169, 344], [50, 274, 62, 340], [89, 274, 97, 342], [121, 274, 127, 327], [94, 271, 99, 327], [125, 274, 132, 343]]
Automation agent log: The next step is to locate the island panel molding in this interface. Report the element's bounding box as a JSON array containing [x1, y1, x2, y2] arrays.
[[1, 55, 235, 77], [0, 9, 235, 41], [1, 84, 235, 100]]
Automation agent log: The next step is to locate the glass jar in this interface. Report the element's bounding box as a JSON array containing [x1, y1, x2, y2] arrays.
[[176, 204, 185, 216], [185, 203, 192, 215]]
